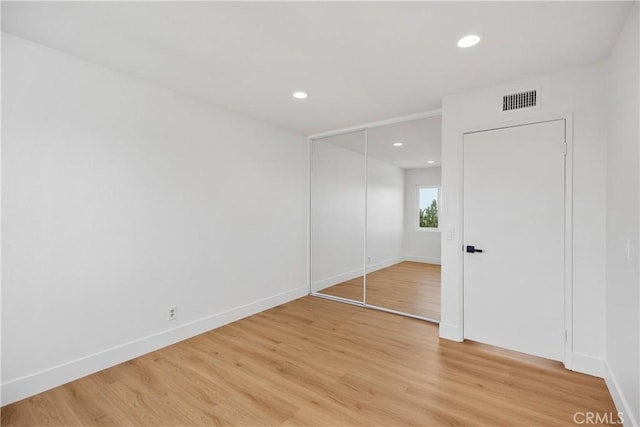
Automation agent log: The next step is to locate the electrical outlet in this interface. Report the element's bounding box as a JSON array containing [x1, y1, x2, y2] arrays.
[[167, 305, 177, 321]]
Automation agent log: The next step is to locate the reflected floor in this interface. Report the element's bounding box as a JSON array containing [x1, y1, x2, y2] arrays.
[[317, 261, 441, 321], [320, 276, 364, 301]]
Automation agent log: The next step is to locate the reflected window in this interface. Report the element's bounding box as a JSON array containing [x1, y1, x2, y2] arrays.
[[418, 186, 439, 229]]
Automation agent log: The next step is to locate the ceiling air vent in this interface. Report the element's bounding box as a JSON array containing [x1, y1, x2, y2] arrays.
[[502, 90, 537, 111]]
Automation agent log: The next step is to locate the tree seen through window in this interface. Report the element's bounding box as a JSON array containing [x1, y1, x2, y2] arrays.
[[419, 187, 438, 228]]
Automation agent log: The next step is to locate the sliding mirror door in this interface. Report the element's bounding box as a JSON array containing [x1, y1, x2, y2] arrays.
[[311, 130, 366, 303], [365, 117, 442, 320]]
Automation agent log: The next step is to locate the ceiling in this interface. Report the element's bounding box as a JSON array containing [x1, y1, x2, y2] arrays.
[[318, 116, 441, 169], [1, 2, 633, 135]]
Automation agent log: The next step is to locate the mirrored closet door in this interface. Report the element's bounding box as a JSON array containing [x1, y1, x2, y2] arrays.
[[310, 130, 366, 303], [365, 117, 441, 321], [310, 115, 442, 322]]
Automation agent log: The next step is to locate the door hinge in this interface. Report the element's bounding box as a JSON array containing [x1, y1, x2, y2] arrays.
[[564, 330, 568, 342], [563, 143, 567, 156]]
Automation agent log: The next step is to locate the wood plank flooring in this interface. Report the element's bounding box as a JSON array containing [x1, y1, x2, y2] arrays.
[[319, 261, 441, 320], [2, 296, 616, 426], [317, 275, 364, 302]]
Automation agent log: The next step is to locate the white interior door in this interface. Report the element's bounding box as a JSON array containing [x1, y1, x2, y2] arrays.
[[463, 120, 566, 361]]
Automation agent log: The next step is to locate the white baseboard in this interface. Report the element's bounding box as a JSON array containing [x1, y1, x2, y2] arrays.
[[366, 257, 404, 274], [313, 257, 406, 291], [439, 322, 463, 342], [604, 361, 638, 427], [570, 352, 605, 378], [314, 256, 441, 291], [403, 255, 441, 265], [1, 285, 309, 406], [313, 267, 363, 291]]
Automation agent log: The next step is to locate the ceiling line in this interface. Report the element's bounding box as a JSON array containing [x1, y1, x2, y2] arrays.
[[308, 108, 442, 140]]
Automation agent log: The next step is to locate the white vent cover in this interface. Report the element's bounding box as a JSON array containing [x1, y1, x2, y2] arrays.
[[503, 90, 537, 111]]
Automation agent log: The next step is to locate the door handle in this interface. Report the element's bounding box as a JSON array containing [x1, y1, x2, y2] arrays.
[[466, 245, 484, 253]]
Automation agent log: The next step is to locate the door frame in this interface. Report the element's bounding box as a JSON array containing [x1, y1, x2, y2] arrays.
[[460, 112, 574, 369]]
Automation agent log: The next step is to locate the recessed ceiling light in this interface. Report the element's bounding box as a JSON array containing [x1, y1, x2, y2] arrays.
[[393, 142, 403, 147], [457, 34, 480, 48], [427, 160, 435, 164], [293, 91, 308, 99]]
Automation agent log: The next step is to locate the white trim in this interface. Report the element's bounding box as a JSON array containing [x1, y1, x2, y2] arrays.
[[307, 136, 312, 295], [313, 257, 405, 292], [312, 267, 364, 292], [310, 292, 364, 307], [403, 255, 441, 265], [457, 113, 574, 370], [1, 285, 309, 406], [314, 256, 438, 290], [416, 184, 441, 232], [563, 114, 575, 371], [605, 361, 638, 427], [363, 127, 369, 305], [439, 322, 463, 342], [308, 109, 442, 140], [366, 257, 404, 274], [570, 352, 604, 378], [0, 29, 3, 408]]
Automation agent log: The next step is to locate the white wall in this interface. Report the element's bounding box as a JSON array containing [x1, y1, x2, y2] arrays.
[[366, 157, 404, 271], [605, 4, 639, 425], [403, 167, 441, 264], [311, 141, 404, 290], [440, 62, 609, 377], [1, 34, 308, 404], [311, 141, 366, 290]]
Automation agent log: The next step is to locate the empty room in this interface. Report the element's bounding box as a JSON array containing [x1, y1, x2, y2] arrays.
[[1, 1, 638, 426]]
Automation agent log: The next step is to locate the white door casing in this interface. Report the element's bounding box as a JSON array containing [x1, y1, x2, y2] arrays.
[[463, 119, 566, 361]]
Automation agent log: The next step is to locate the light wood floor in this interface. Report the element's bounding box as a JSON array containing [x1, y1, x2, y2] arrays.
[[2, 296, 616, 426], [319, 261, 440, 320]]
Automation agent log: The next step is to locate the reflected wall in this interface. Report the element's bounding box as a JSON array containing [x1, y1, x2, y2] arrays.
[[310, 130, 365, 302]]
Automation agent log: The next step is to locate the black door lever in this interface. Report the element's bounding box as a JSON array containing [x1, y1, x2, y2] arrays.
[[466, 245, 484, 253]]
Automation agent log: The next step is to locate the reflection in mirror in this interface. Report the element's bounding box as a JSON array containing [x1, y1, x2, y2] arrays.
[[311, 130, 365, 302], [365, 116, 442, 320]]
